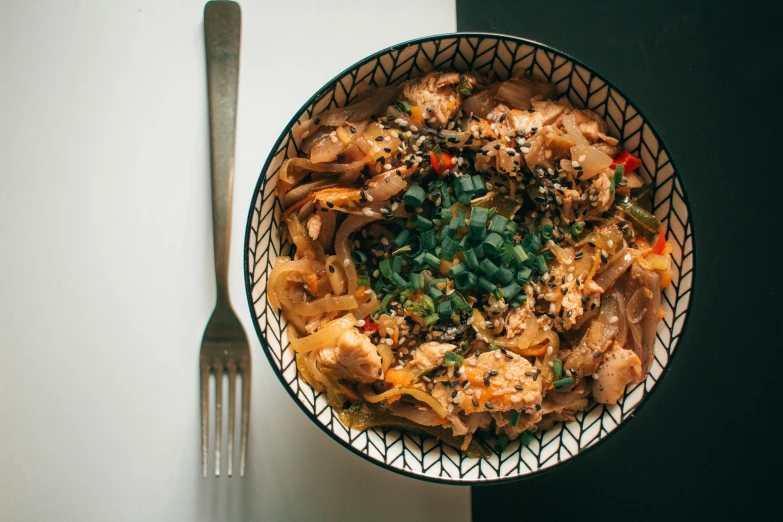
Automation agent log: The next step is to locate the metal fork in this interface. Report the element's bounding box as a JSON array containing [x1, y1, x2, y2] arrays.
[[200, 0, 250, 478]]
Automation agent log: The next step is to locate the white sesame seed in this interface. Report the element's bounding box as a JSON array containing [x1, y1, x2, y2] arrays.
[[343, 258, 350, 267], [364, 210, 375, 216], [380, 237, 389, 246]]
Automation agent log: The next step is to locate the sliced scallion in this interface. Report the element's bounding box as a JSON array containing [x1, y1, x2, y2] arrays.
[[412, 214, 433, 231], [479, 258, 499, 279], [357, 275, 371, 287], [392, 228, 411, 248], [423, 313, 439, 327], [509, 410, 521, 427], [403, 185, 426, 207], [351, 250, 368, 264], [379, 258, 393, 278], [553, 359, 563, 379], [437, 300, 453, 318], [410, 273, 425, 290], [553, 377, 574, 388], [444, 351, 464, 366], [463, 248, 480, 269], [390, 272, 408, 290]]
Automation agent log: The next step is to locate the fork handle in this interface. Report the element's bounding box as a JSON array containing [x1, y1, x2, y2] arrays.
[[204, 1, 241, 303]]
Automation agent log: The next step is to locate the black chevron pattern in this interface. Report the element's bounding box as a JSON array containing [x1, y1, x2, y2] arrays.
[[243, 35, 694, 484]]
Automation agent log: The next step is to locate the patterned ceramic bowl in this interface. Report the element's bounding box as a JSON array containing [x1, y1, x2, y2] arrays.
[[244, 34, 694, 484]]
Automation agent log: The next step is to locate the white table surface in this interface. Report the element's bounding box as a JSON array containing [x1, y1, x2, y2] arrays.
[[0, 1, 469, 520]]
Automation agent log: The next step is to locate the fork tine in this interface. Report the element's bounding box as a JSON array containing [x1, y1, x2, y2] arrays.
[[200, 361, 210, 478], [239, 359, 251, 477], [214, 361, 224, 477], [226, 359, 237, 477]]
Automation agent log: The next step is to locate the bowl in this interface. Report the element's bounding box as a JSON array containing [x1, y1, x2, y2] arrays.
[[244, 33, 694, 484]]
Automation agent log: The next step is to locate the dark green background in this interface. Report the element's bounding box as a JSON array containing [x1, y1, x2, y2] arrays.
[[457, 1, 782, 519]]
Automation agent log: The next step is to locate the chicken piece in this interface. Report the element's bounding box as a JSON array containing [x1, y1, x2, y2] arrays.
[[409, 341, 455, 370], [504, 301, 533, 338], [562, 320, 618, 382], [402, 72, 461, 125], [432, 351, 543, 415], [592, 343, 642, 404], [560, 187, 581, 223], [306, 212, 322, 240], [383, 341, 455, 387], [588, 173, 614, 214], [316, 328, 383, 383], [450, 411, 493, 450]]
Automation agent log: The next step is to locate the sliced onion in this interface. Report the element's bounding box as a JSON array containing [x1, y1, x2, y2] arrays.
[[463, 83, 500, 118], [594, 250, 634, 291], [570, 143, 613, 179], [318, 85, 399, 127], [267, 257, 323, 309], [309, 132, 348, 164], [317, 210, 336, 249], [562, 114, 588, 145], [336, 214, 380, 295], [282, 179, 336, 208], [496, 78, 555, 110], [614, 288, 628, 347], [281, 294, 359, 317], [626, 287, 652, 325], [280, 157, 368, 185], [351, 293, 380, 320], [361, 387, 448, 419], [517, 316, 539, 351], [300, 126, 332, 155], [366, 170, 407, 201], [325, 255, 347, 296]]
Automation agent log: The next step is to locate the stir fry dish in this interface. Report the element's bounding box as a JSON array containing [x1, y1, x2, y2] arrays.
[[268, 71, 672, 456]]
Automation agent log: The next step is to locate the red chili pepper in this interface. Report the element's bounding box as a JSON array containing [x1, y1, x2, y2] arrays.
[[610, 151, 643, 173], [429, 151, 455, 175], [650, 227, 666, 255], [359, 318, 379, 334]]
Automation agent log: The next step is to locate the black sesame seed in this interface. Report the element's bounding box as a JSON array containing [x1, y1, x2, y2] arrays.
[[515, 385, 524, 391], [593, 351, 601, 358], [375, 136, 384, 142], [485, 402, 494, 409], [349, 125, 356, 133], [451, 390, 458, 398], [489, 370, 498, 376], [325, 201, 334, 208], [328, 265, 335, 273], [471, 114, 480, 121], [484, 378, 491, 387], [499, 113, 507, 122], [472, 399, 479, 407]]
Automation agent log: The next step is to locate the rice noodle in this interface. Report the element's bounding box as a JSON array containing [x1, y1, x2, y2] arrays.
[[335, 214, 380, 296], [281, 294, 358, 317], [361, 387, 448, 418], [325, 255, 347, 295]]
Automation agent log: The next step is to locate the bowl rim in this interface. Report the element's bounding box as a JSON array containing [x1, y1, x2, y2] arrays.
[[243, 32, 697, 485]]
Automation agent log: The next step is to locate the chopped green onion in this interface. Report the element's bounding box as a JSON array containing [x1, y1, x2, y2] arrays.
[[410, 273, 425, 290], [403, 185, 426, 207], [441, 236, 460, 261], [497, 267, 514, 285], [512, 244, 529, 265], [515, 266, 533, 285], [423, 313, 440, 327], [478, 276, 497, 293], [553, 359, 563, 379], [351, 250, 368, 264], [390, 272, 408, 290], [553, 377, 574, 388], [412, 214, 433, 231], [455, 175, 474, 193], [438, 182, 452, 208], [450, 292, 472, 313], [540, 224, 553, 240], [393, 228, 411, 248], [421, 294, 436, 312], [437, 300, 453, 318], [380, 292, 396, 312], [428, 285, 444, 301], [411, 252, 426, 270], [488, 214, 510, 234], [503, 221, 519, 239], [395, 99, 412, 113], [441, 221, 457, 239], [439, 207, 452, 222], [489, 344, 499, 351], [473, 244, 485, 259], [420, 229, 437, 249], [494, 433, 509, 452], [463, 248, 480, 269], [379, 258, 393, 278], [501, 282, 522, 300], [469, 206, 489, 238], [430, 278, 447, 288], [535, 254, 548, 274], [570, 222, 585, 236], [471, 175, 487, 195], [422, 252, 441, 268], [456, 208, 465, 225], [357, 275, 371, 287], [448, 262, 470, 279], [455, 272, 477, 290], [509, 410, 521, 427], [444, 351, 464, 366], [479, 258, 500, 279], [520, 234, 542, 255], [482, 232, 504, 256], [542, 250, 555, 261], [520, 431, 534, 446], [392, 256, 403, 273]]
